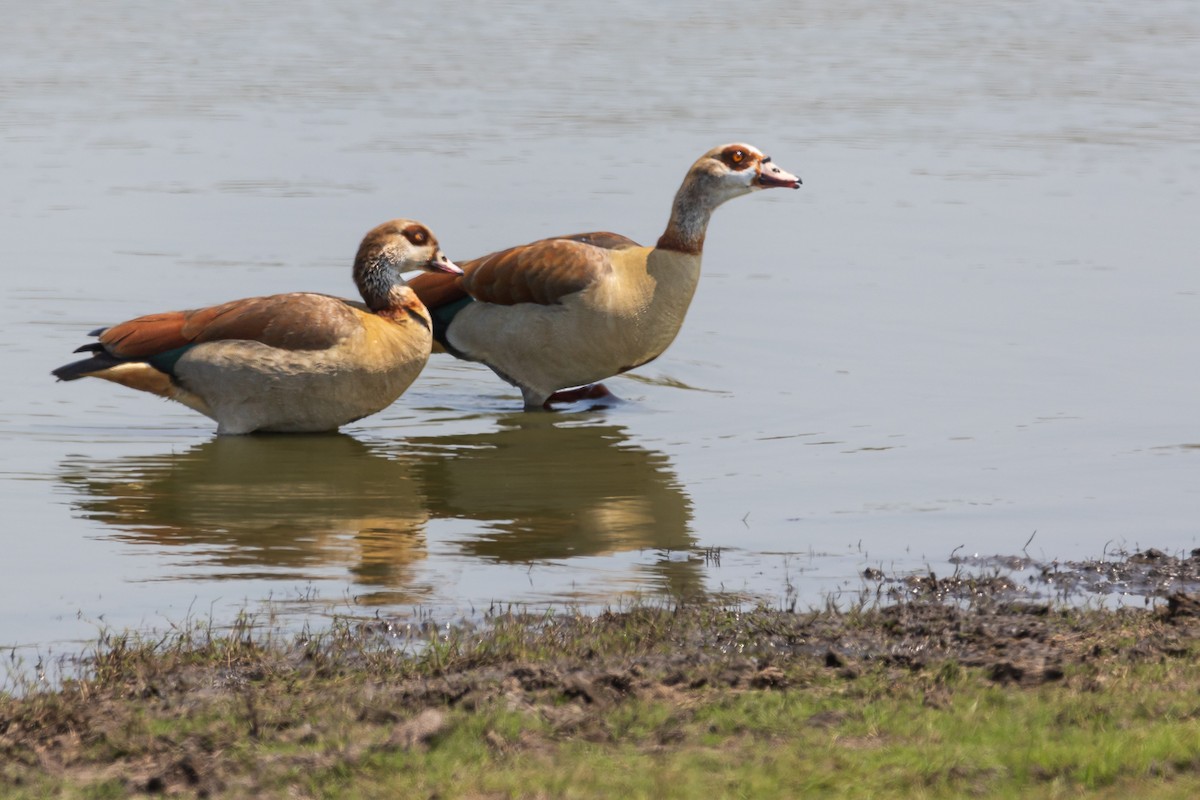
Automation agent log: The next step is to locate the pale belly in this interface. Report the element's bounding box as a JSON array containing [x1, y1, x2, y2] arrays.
[[176, 338, 428, 434], [446, 253, 700, 405]]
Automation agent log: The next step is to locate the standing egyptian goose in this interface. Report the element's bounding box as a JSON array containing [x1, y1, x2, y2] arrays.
[[408, 143, 800, 410], [52, 219, 462, 434]]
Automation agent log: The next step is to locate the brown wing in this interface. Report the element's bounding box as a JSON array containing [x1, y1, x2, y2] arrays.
[[462, 233, 640, 306], [98, 293, 362, 358], [555, 231, 640, 250], [408, 231, 640, 311], [407, 271, 469, 312]]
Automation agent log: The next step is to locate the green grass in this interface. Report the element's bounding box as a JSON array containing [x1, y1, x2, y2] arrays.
[[279, 667, 1200, 799], [4, 601, 1200, 798]]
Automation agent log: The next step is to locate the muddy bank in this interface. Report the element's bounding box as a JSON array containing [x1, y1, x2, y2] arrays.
[[4, 549, 1200, 797]]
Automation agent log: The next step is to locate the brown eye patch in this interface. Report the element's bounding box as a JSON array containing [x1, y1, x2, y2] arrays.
[[721, 147, 753, 170], [402, 226, 430, 246]]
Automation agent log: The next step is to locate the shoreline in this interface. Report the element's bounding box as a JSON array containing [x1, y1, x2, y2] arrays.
[[5, 548, 1200, 797]]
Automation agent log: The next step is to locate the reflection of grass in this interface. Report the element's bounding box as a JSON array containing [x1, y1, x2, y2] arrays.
[[4, 599, 1200, 798]]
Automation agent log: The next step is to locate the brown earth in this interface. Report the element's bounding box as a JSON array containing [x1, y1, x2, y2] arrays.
[[3, 547, 1200, 796]]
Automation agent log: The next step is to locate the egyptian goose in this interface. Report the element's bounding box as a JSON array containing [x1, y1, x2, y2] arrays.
[[52, 219, 462, 434], [408, 143, 800, 410]]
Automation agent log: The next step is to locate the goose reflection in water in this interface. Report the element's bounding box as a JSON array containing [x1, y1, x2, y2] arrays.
[[59, 435, 432, 600], [58, 416, 700, 604], [397, 414, 699, 597]]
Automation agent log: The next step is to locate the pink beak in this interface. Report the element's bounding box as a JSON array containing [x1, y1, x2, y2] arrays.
[[428, 252, 464, 275], [757, 158, 801, 189]]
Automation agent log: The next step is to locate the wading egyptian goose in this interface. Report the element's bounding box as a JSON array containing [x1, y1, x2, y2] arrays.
[[408, 143, 800, 410], [52, 219, 462, 434]]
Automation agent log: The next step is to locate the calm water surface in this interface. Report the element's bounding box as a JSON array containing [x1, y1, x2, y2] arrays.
[[3, 1, 1199, 651]]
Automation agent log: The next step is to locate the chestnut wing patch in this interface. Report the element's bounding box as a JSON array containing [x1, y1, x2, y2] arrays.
[[557, 231, 640, 251], [99, 293, 361, 358], [408, 271, 469, 311], [462, 234, 636, 306]]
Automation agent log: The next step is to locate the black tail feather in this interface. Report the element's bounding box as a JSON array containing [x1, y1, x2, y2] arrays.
[[52, 351, 125, 382]]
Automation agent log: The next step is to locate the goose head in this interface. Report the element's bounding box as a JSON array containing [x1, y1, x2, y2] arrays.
[[353, 219, 463, 311], [687, 143, 802, 206], [659, 143, 801, 253]]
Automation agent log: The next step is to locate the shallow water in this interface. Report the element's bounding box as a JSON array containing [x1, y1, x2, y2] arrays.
[[3, 1, 1199, 650]]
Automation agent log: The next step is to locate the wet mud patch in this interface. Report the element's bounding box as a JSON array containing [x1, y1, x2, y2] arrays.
[[862, 545, 1200, 605], [5, 548, 1200, 796]]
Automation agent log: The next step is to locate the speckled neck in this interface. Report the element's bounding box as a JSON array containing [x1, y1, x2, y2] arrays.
[[355, 257, 406, 313], [655, 174, 719, 255]]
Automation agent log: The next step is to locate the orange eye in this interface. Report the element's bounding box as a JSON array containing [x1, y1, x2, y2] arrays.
[[721, 148, 752, 169], [405, 228, 429, 245]]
